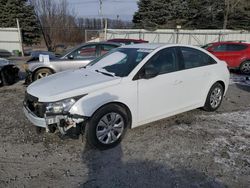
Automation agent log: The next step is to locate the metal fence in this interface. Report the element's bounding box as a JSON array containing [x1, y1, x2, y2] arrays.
[[0, 27, 22, 54], [106, 29, 250, 46]]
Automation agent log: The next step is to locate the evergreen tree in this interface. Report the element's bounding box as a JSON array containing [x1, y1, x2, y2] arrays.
[[0, 0, 41, 45], [133, 0, 250, 30]]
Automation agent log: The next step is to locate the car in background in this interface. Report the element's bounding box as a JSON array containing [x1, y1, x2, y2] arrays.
[[0, 58, 19, 86], [26, 51, 57, 63], [107, 38, 148, 45], [0, 49, 12, 58], [202, 41, 250, 74], [23, 44, 229, 149], [24, 42, 120, 83]]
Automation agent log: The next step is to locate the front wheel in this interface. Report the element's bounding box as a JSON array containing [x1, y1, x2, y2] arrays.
[[240, 61, 250, 74], [33, 68, 53, 81], [203, 82, 224, 112], [85, 104, 128, 150]]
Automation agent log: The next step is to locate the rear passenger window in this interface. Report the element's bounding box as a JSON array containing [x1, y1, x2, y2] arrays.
[[226, 44, 247, 51], [213, 44, 227, 52], [180, 47, 216, 69]]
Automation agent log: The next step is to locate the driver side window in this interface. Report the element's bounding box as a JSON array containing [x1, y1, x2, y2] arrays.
[[145, 47, 178, 75], [69, 45, 97, 59]]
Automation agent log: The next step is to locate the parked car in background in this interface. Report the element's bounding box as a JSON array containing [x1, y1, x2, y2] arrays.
[[54, 44, 67, 56], [202, 41, 250, 74], [23, 44, 229, 149], [24, 42, 120, 83], [107, 38, 148, 45], [0, 49, 12, 58], [26, 51, 57, 63], [0, 58, 19, 86]]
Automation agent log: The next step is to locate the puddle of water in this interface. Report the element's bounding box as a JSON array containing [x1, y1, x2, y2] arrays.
[[230, 73, 250, 86]]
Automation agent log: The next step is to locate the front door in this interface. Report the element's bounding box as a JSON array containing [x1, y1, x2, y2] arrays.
[[137, 47, 183, 124]]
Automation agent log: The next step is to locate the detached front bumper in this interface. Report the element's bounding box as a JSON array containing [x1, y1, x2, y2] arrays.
[[23, 105, 46, 128]]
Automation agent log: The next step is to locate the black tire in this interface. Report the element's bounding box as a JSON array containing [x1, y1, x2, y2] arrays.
[[240, 61, 250, 75], [33, 68, 53, 81], [0, 71, 6, 86], [0, 65, 19, 86], [203, 82, 224, 112], [85, 104, 128, 150]]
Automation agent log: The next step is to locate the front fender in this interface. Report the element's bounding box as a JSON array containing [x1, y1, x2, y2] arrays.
[[28, 62, 55, 73], [69, 81, 138, 128]]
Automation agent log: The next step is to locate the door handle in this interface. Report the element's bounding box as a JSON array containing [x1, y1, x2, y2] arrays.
[[174, 80, 183, 85]]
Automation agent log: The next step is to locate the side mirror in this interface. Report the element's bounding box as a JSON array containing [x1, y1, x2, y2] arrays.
[[141, 66, 159, 79], [67, 54, 74, 59]]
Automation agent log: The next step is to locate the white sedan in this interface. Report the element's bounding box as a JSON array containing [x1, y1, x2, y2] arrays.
[[23, 44, 229, 149]]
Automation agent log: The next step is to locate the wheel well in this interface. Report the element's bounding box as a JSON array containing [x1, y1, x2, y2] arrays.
[[240, 59, 250, 67], [93, 102, 133, 129], [32, 67, 55, 80], [216, 80, 225, 92]]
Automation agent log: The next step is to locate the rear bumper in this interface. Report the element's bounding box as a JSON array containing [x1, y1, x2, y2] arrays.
[[23, 105, 46, 128]]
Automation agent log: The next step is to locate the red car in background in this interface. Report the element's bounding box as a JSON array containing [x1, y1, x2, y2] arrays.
[[202, 41, 250, 74], [107, 38, 148, 45]]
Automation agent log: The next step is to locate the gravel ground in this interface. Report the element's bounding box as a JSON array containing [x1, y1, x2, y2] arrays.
[[0, 71, 249, 188]]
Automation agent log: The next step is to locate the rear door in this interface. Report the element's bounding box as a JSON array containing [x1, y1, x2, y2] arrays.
[[176, 47, 218, 107], [225, 44, 248, 67]]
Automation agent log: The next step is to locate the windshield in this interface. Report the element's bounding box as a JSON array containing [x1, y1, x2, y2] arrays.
[[87, 48, 151, 77], [59, 47, 74, 58]]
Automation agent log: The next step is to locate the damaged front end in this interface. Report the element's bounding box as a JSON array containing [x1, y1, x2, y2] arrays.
[[23, 93, 86, 136], [44, 113, 85, 135]]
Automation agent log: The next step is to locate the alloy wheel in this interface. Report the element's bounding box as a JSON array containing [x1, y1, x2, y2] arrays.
[[96, 112, 124, 144], [241, 61, 250, 74], [210, 87, 223, 109]]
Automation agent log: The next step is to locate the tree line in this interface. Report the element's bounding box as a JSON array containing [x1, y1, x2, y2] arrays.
[[0, 0, 249, 49], [0, 0, 132, 50], [133, 0, 250, 30]]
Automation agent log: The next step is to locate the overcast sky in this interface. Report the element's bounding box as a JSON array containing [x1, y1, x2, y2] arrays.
[[69, 0, 139, 20]]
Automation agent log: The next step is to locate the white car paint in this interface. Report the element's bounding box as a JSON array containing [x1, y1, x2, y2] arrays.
[[24, 44, 229, 129]]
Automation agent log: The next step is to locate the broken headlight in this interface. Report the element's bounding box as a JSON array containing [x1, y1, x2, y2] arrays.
[[46, 98, 76, 114]]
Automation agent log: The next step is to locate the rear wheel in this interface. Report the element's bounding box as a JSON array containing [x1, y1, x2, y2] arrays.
[[34, 68, 53, 81], [85, 104, 128, 150], [240, 61, 250, 74], [203, 82, 224, 112]]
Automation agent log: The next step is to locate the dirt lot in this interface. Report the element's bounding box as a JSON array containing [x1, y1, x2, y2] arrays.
[[0, 69, 249, 187]]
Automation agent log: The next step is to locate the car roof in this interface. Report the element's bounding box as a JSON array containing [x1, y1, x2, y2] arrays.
[[118, 43, 203, 50], [85, 41, 121, 46], [107, 38, 148, 42], [119, 43, 167, 50], [209, 41, 250, 45], [71, 42, 121, 50]]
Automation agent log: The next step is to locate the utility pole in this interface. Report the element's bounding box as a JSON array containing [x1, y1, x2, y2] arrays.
[[16, 19, 24, 56], [99, 0, 103, 30]]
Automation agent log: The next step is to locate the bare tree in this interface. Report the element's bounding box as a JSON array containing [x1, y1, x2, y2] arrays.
[[223, 0, 242, 29], [29, 0, 81, 50]]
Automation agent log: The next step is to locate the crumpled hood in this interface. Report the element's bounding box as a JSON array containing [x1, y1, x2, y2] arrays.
[[27, 68, 121, 102]]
